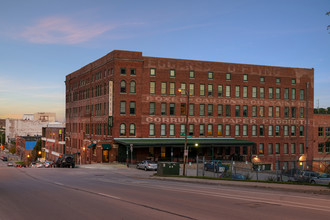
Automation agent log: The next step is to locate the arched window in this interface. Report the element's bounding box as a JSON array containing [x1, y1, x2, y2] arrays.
[[130, 81, 136, 93], [120, 80, 126, 93], [120, 123, 126, 136], [129, 124, 136, 136]]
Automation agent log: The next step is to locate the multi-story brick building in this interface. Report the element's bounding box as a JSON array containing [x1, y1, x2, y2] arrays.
[[65, 50, 314, 170], [41, 123, 66, 162]]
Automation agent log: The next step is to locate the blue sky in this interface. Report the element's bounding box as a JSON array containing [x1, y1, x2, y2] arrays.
[[0, 0, 329, 122]]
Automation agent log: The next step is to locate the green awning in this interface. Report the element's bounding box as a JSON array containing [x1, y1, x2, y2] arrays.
[[114, 138, 256, 148], [73, 152, 80, 155], [102, 144, 112, 150], [87, 143, 96, 149]]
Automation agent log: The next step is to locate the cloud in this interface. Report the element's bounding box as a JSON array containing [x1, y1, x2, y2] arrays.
[[20, 16, 115, 44]]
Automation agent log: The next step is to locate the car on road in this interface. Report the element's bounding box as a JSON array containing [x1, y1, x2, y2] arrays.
[[310, 173, 330, 185], [55, 154, 75, 168], [36, 162, 44, 168], [31, 162, 37, 168], [44, 161, 53, 168], [136, 160, 157, 171], [295, 170, 319, 183], [7, 162, 14, 167]]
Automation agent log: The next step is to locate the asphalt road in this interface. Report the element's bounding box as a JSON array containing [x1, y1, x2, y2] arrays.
[[1, 164, 330, 220]]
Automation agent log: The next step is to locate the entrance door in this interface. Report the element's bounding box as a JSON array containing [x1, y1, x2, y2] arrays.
[[102, 150, 109, 162]]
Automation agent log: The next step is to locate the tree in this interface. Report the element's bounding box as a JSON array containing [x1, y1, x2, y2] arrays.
[[32, 139, 42, 162]]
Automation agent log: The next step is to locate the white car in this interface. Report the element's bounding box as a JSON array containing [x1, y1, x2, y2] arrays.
[[311, 173, 330, 185], [36, 162, 44, 168], [136, 160, 157, 171]]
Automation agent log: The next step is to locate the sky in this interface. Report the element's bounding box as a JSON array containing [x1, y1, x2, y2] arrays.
[[0, 0, 329, 122]]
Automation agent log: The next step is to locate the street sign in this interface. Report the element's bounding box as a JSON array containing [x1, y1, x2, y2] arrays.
[[187, 135, 192, 138], [180, 132, 185, 136], [130, 144, 133, 152]]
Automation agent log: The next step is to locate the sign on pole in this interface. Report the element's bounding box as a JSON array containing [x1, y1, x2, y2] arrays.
[[130, 144, 133, 152]]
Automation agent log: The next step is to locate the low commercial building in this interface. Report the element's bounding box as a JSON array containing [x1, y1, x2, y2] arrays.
[[41, 123, 66, 162], [66, 50, 314, 170], [16, 136, 40, 161]]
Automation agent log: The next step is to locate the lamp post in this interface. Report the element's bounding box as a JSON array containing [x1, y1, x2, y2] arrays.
[[178, 88, 189, 176]]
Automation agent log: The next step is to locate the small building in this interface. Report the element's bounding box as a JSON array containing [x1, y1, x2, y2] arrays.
[[16, 136, 40, 161], [41, 123, 66, 162]]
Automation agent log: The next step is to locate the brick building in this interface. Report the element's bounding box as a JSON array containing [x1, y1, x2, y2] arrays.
[[65, 50, 314, 170], [41, 123, 66, 162]]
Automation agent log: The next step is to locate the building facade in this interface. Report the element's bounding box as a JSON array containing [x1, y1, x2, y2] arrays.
[[65, 50, 314, 170], [41, 123, 66, 161]]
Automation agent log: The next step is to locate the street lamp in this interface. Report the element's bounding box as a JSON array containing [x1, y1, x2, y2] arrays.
[[178, 88, 190, 176]]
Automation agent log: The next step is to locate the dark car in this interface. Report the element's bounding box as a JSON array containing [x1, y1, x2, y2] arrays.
[[55, 154, 75, 168], [295, 170, 319, 183], [232, 173, 246, 180], [204, 160, 228, 173]]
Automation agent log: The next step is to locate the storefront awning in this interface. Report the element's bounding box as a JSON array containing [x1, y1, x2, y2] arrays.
[[73, 152, 80, 155], [102, 144, 112, 150], [114, 138, 256, 148], [87, 143, 96, 149]]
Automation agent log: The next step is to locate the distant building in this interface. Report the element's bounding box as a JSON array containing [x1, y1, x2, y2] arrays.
[[23, 114, 34, 120], [16, 136, 41, 160], [41, 123, 66, 161], [34, 112, 56, 122]]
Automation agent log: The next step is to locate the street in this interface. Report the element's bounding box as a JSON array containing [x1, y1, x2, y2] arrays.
[[1, 163, 330, 220]]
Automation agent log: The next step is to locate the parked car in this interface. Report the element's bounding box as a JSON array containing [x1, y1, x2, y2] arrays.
[[136, 160, 157, 171], [204, 160, 229, 173], [2, 157, 8, 161], [31, 162, 37, 168], [295, 170, 319, 183], [7, 162, 14, 167], [232, 173, 246, 180], [55, 154, 75, 168], [44, 161, 53, 168], [36, 162, 44, 168], [310, 173, 330, 185]]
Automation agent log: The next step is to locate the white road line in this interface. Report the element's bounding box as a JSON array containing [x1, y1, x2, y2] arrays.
[[97, 192, 120, 200], [54, 182, 64, 186]]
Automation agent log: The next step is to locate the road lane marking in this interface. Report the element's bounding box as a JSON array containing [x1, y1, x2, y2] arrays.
[[54, 182, 64, 186], [97, 193, 120, 200]]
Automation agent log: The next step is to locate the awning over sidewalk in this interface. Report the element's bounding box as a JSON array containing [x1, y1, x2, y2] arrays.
[[114, 138, 256, 148], [102, 144, 112, 150], [87, 143, 96, 149]]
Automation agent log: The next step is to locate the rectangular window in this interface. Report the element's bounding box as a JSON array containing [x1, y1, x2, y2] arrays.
[[161, 82, 167, 95], [243, 86, 248, 98], [260, 87, 265, 98], [169, 103, 175, 116], [217, 104, 223, 116], [268, 106, 273, 117], [189, 124, 194, 136], [180, 83, 186, 95], [149, 102, 155, 115], [169, 82, 175, 95], [235, 105, 240, 117], [276, 143, 280, 154], [170, 69, 175, 77], [218, 85, 223, 97], [208, 124, 213, 136], [225, 105, 231, 117], [199, 104, 205, 116], [260, 125, 264, 136], [291, 143, 295, 154], [291, 107, 296, 118], [208, 72, 213, 79], [269, 87, 273, 99], [235, 125, 240, 136], [189, 70, 195, 78], [208, 84, 213, 96], [300, 125, 304, 136], [189, 104, 194, 116], [130, 102, 136, 115], [180, 103, 186, 116], [235, 86, 240, 97], [292, 88, 296, 100], [284, 107, 289, 118], [252, 125, 257, 136], [243, 125, 248, 136], [318, 127, 324, 136], [268, 125, 273, 136], [259, 143, 264, 155], [291, 78, 296, 84], [243, 74, 248, 81], [275, 106, 280, 118], [300, 89, 305, 100], [284, 143, 288, 154], [169, 124, 175, 136], [226, 73, 231, 80], [300, 107, 304, 118], [150, 82, 155, 94], [180, 124, 185, 136], [252, 105, 257, 117], [318, 143, 324, 153], [149, 124, 155, 136], [226, 85, 231, 97], [268, 143, 273, 155], [275, 125, 280, 136], [200, 124, 205, 136], [120, 101, 126, 114], [259, 106, 264, 117], [120, 68, 126, 75], [260, 77, 265, 83], [284, 125, 289, 136], [130, 68, 136, 75], [189, 83, 195, 96], [150, 68, 156, 76], [161, 103, 167, 115], [326, 127, 330, 136], [217, 124, 223, 136], [200, 84, 205, 96], [161, 124, 166, 136], [276, 88, 281, 99], [225, 124, 230, 136], [252, 87, 257, 98], [284, 88, 289, 99], [243, 105, 248, 117], [299, 143, 304, 154], [208, 104, 213, 116], [276, 78, 281, 84]]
